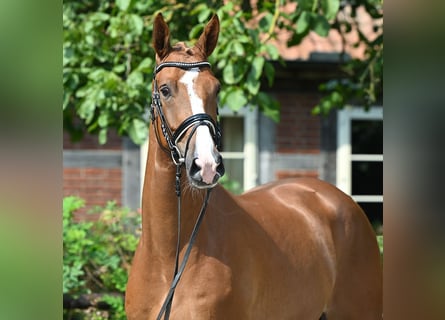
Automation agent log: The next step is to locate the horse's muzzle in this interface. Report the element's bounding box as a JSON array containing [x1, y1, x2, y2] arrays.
[[188, 155, 225, 189]]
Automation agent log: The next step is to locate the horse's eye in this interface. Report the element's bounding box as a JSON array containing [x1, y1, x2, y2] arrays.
[[160, 85, 171, 97]]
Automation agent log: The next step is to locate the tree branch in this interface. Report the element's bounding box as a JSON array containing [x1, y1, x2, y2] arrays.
[[262, 0, 281, 44]]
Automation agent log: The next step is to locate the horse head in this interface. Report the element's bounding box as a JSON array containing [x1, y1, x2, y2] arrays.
[[151, 13, 224, 189]]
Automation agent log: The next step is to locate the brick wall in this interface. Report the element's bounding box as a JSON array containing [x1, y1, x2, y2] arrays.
[[64, 167, 122, 218], [270, 90, 322, 181], [275, 92, 321, 154], [63, 130, 124, 218]]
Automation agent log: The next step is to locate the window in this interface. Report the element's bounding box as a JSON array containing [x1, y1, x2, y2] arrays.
[[219, 106, 258, 193], [337, 107, 383, 228]]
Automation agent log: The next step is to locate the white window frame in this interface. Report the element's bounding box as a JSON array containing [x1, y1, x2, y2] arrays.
[[337, 106, 383, 203], [219, 106, 258, 191]]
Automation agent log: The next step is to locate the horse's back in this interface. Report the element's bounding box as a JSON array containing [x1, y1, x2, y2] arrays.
[[236, 177, 364, 245], [237, 177, 377, 248], [216, 177, 382, 319]]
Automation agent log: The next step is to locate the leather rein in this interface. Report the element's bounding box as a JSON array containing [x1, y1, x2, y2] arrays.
[[150, 61, 222, 320]]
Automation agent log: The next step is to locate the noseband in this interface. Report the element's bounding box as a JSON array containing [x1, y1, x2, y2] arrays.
[[150, 61, 222, 320], [150, 61, 222, 165]]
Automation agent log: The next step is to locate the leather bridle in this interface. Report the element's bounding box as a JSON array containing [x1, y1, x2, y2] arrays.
[[150, 61, 222, 165], [150, 61, 222, 320]]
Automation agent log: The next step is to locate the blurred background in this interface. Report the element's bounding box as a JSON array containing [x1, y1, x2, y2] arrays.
[[0, 0, 445, 320], [22, 0, 445, 320], [61, 1, 383, 318]]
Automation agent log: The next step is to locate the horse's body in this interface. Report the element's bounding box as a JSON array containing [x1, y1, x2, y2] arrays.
[[125, 14, 382, 320]]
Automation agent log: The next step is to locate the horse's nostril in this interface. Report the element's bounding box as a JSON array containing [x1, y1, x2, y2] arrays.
[[190, 158, 202, 180], [216, 154, 223, 165], [216, 158, 225, 178]]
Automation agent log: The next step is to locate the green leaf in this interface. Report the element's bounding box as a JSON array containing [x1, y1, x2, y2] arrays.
[[263, 107, 280, 122], [232, 42, 245, 56], [113, 64, 125, 73], [98, 128, 107, 144], [226, 88, 247, 111], [85, 35, 95, 45], [63, 47, 74, 66], [126, 71, 143, 86], [256, 92, 280, 122], [189, 24, 204, 39], [311, 105, 321, 115], [249, 56, 265, 80], [198, 8, 212, 23], [216, 58, 227, 70], [331, 91, 343, 105], [287, 32, 306, 46], [296, 11, 311, 34], [264, 43, 279, 60], [116, 0, 131, 11], [63, 196, 85, 218], [136, 57, 153, 72], [311, 14, 330, 37], [130, 14, 144, 36], [298, 0, 315, 11], [98, 113, 108, 127], [222, 64, 235, 84], [84, 20, 94, 32], [63, 92, 71, 110], [232, 16, 246, 32], [191, 3, 208, 15], [264, 61, 275, 87], [223, 61, 247, 85], [78, 99, 95, 123], [235, 35, 251, 44], [246, 57, 263, 94], [246, 74, 260, 95], [259, 12, 273, 33], [128, 118, 147, 145], [88, 69, 106, 81], [320, 0, 340, 21], [90, 12, 110, 22]]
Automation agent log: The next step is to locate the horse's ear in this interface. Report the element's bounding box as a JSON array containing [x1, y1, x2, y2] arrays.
[[153, 13, 171, 61], [195, 15, 220, 58]]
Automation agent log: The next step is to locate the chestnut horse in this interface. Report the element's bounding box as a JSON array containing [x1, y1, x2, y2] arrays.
[[125, 13, 382, 320]]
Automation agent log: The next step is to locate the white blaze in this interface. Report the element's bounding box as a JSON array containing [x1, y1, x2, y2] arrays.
[[179, 69, 217, 184], [179, 68, 204, 114]]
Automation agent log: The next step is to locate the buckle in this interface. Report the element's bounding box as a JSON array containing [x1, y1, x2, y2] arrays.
[[171, 146, 184, 166]]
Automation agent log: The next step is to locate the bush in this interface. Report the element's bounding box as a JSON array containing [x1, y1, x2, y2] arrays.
[[63, 196, 141, 319]]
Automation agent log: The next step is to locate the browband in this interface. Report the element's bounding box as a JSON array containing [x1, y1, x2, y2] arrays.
[[155, 61, 211, 75]]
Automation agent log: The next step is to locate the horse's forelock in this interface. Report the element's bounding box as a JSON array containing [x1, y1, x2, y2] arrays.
[[169, 42, 204, 60]]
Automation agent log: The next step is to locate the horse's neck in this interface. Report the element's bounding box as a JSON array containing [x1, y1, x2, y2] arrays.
[[140, 128, 206, 262]]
